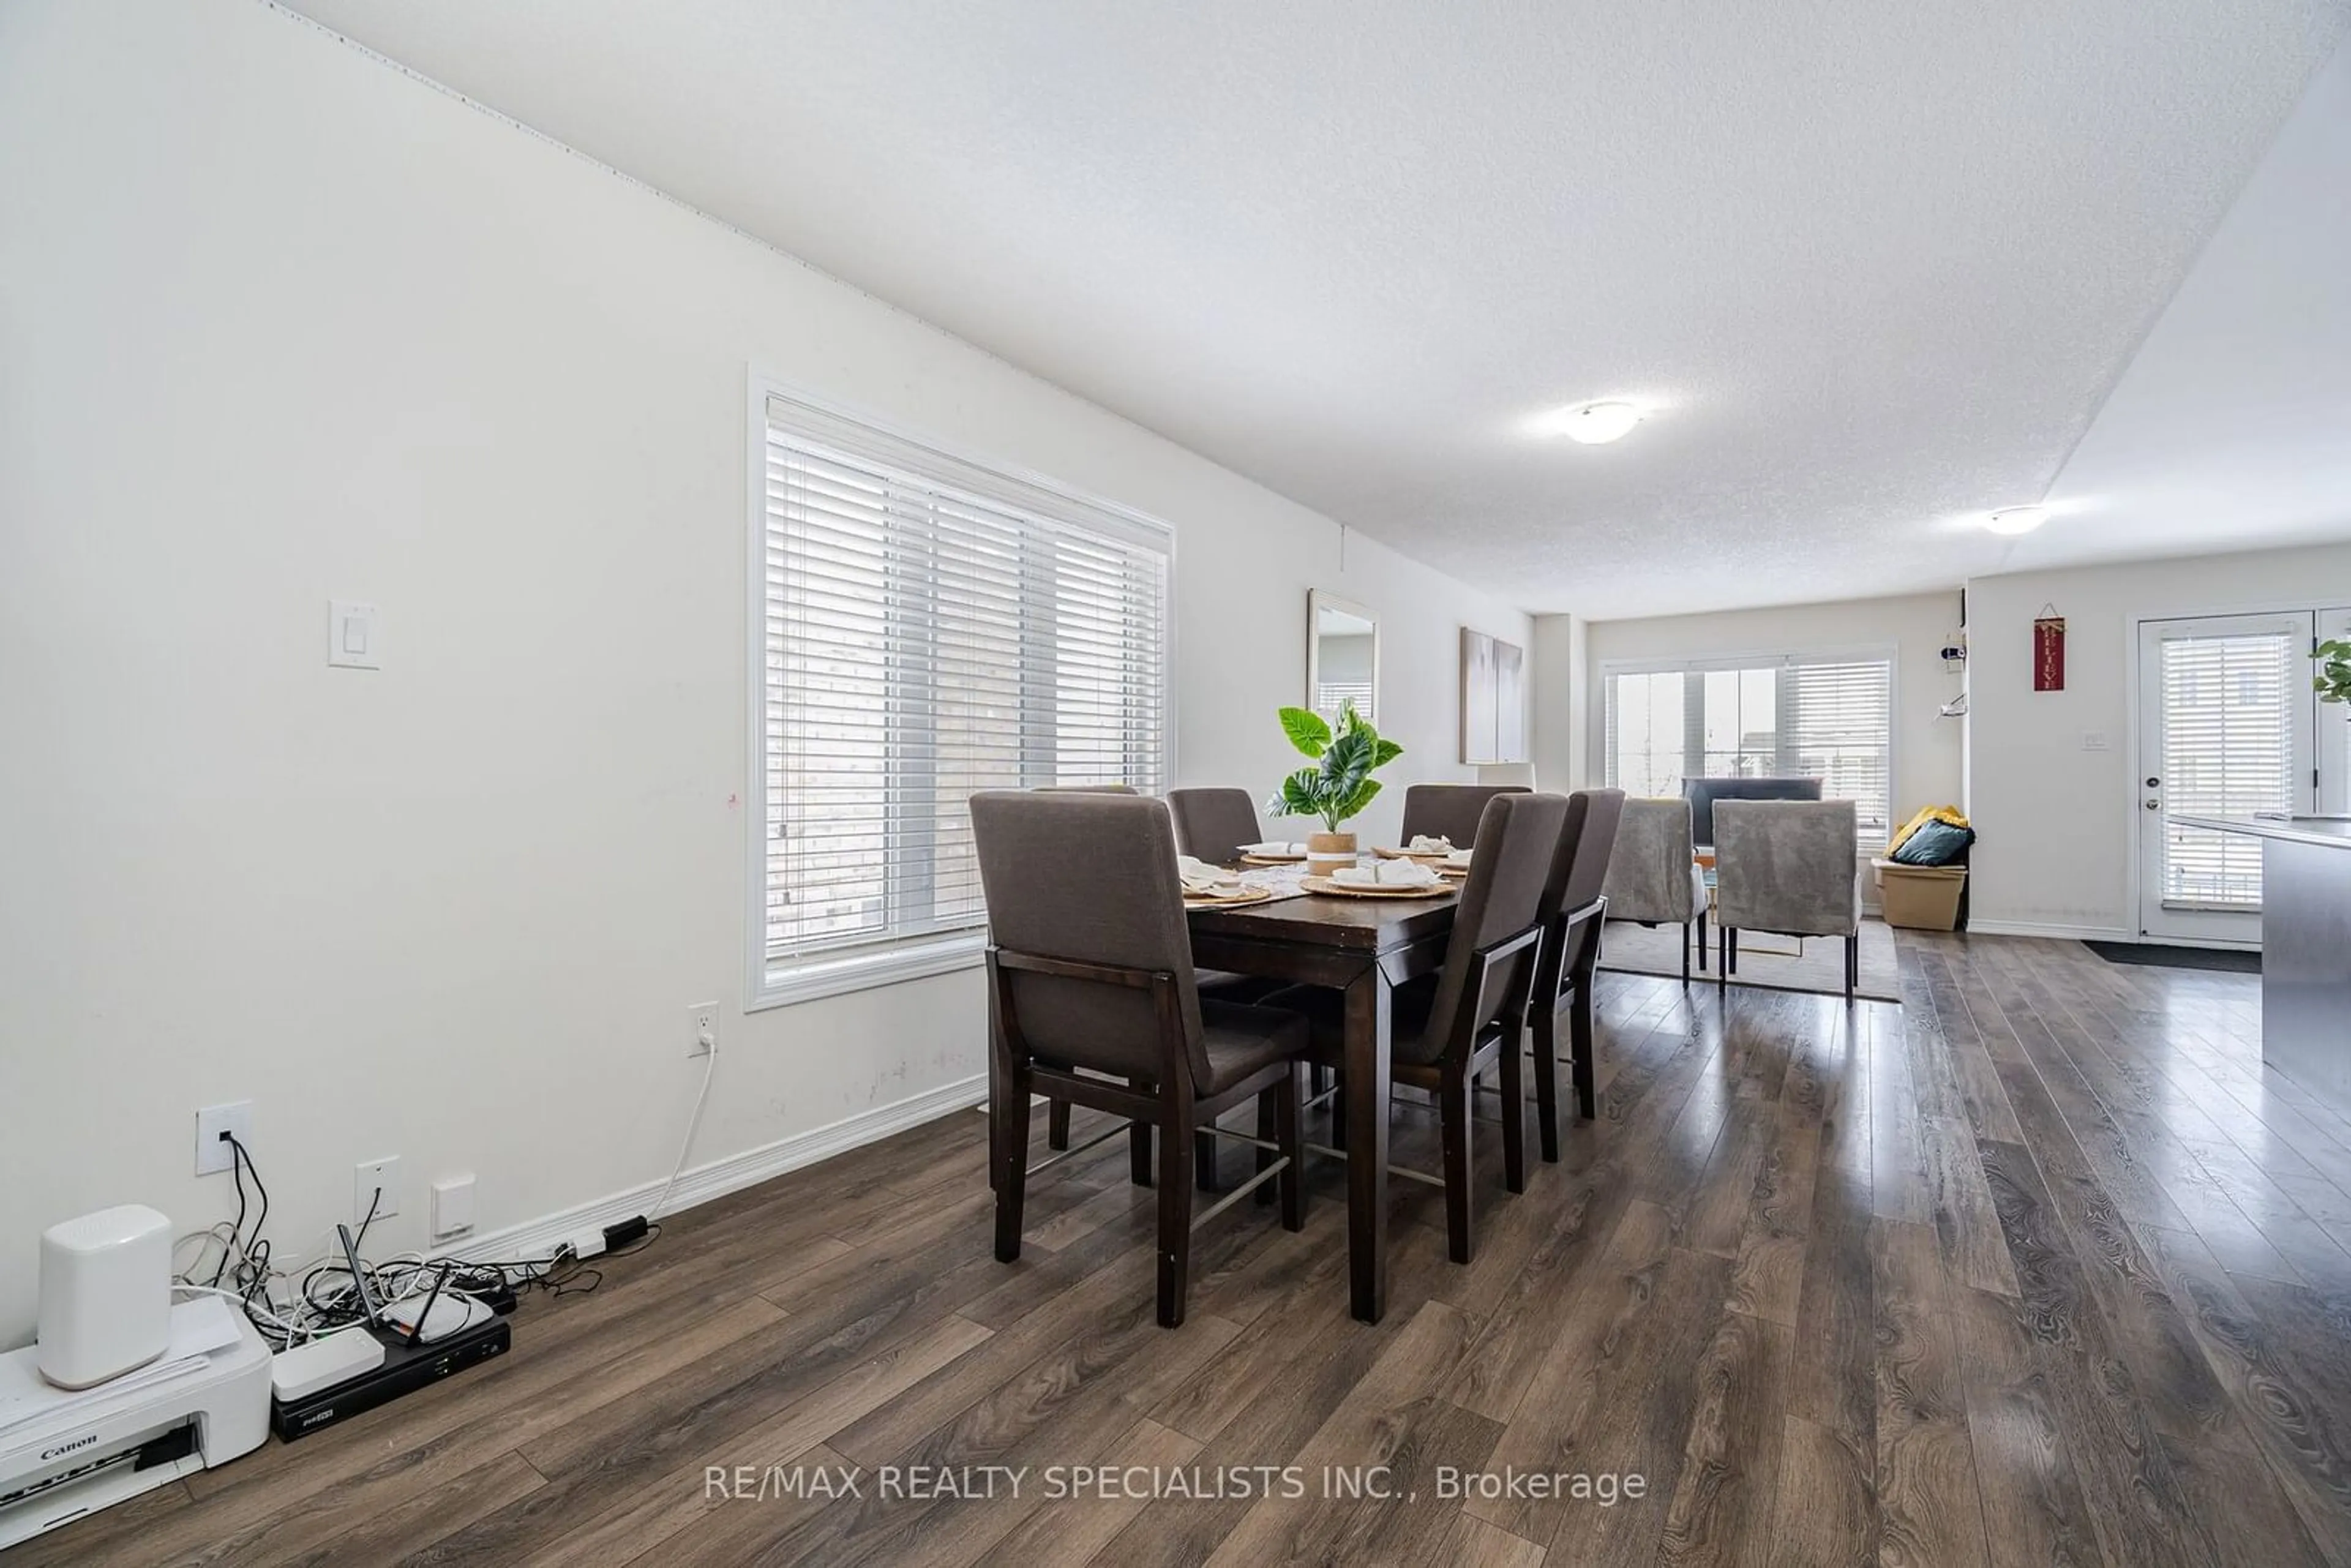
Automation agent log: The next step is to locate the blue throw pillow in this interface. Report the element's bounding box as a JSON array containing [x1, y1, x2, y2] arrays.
[[1892, 820, 1974, 866]]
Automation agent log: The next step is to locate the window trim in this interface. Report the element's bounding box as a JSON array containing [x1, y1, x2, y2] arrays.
[[743, 369, 1179, 1011], [1595, 643, 1901, 836]]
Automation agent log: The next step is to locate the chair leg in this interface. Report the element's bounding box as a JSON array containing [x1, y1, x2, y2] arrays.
[[1157, 1106, 1195, 1328], [993, 1067, 1031, 1263], [1127, 1077, 1154, 1187], [1264, 1066, 1306, 1230], [1440, 1067, 1475, 1265], [1532, 1002, 1562, 1160], [1498, 1042, 1528, 1196], [1196, 1127, 1224, 1193], [1047, 1098, 1071, 1152], [1681, 921, 1692, 984], [1697, 907, 1709, 970], [1845, 934, 1858, 1002], [1255, 1086, 1280, 1207], [1717, 924, 1731, 986], [1329, 1070, 1347, 1151], [1570, 984, 1598, 1122], [1729, 927, 1739, 975]]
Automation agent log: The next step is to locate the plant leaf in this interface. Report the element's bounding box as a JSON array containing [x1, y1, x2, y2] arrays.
[[1337, 777, 1382, 822], [1278, 707, 1331, 757], [1370, 737, 1404, 768]]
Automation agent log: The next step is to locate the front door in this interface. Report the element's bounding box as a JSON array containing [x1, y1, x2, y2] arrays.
[[2137, 613, 2315, 945]]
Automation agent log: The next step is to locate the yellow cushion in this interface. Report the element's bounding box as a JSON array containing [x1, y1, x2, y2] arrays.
[[1886, 804, 1969, 857]]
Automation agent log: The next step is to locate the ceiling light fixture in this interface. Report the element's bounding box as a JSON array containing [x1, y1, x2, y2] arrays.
[[1552, 400, 1645, 445], [1984, 506, 2049, 536]]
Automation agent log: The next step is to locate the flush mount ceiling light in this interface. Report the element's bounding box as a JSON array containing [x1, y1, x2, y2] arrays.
[[1984, 506, 2049, 536], [1548, 400, 1646, 444]]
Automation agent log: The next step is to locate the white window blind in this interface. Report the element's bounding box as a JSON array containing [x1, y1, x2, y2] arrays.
[[2157, 631, 2296, 909], [755, 390, 1171, 1002], [1603, 654, 1894, 833]]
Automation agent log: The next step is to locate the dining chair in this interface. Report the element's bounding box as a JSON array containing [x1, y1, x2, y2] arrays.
[[1035, 782, 1139, 793], [1712, 799, 1862, 1000], [1528, 788, 1626, 1139], [970, 790, 1310, 1327], [1397, 782, 1529, 849], [1166, 787, 1264, 865], [1598, 797, 1709, 981], [1272, 790, 1569, 1264]]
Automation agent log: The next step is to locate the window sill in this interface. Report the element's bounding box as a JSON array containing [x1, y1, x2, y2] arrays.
[[749, 931, 987, 1011]]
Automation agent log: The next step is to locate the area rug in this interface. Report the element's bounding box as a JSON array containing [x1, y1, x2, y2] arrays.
[[1597, 917, 1902, 1002], [2082, 940, 2262, 975]]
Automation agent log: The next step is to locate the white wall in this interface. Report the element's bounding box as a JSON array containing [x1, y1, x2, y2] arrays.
[[1963, 542, 2351, 936], [1580, 592, 1968, 822], [1529, 613, 1587, 790], [0, 0, 1527, 1345]]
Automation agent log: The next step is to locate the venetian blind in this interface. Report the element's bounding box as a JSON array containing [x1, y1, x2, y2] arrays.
[[2158, 631, 2296, 909], [760, 394, 1170, 971]]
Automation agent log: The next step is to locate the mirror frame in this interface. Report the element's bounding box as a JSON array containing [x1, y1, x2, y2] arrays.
[[1307, 590, 1380, 725]]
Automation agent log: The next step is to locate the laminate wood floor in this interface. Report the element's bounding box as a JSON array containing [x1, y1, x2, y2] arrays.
[[21, 933, 2351, 1566]]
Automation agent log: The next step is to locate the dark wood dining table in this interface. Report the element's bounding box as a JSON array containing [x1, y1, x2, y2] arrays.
[[1185, 882, 1460, 1324]]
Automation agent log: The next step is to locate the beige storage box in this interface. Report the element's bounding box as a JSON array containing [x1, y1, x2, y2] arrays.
[[1872, 858, 1967, 931]]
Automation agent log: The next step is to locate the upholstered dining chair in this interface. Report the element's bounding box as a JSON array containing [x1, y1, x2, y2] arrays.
[[1598, 798, 1709, 982], [1397, 782, 1531, 849], [972, 790, 1310, 1327], [1529, 789, 1626, 1139], [1166, 787, 1264, 865], [1035, 782, 1139, 793], [1272, 791, 1569, 1264], [1712, 799, 1862, 1000]]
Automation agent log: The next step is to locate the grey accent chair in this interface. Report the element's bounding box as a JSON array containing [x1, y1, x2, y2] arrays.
[[1599, 798, 1709, 982], [1712, 799, 1862, 1001], [1166, 787, 1263, 865], [1530, 789, 1626, 1135], [1036, 782, 1138, 793], [1273, 792, 1570, 1264], [972, 790, 1310, 1327], [1398, 783, 1529, 849]]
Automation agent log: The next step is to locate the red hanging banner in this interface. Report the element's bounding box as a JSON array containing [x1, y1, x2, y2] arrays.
[[2033, 609, 2066, 692]]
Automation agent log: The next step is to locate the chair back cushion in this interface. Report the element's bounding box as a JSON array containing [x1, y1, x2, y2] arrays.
[[970, 791, 1205, 1086], [1712, 800, 1860, 936], [1166, 787, 1263, 865], [1599, 798, 1697, 923], [1035, 783, 1139, 793], [1398, 783, 1530, 849], [1416, 792, 1570, 1061], [1540, 789, 1626, 975]]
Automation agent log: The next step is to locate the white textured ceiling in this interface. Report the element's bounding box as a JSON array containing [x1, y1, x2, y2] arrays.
[[283, 0, 2349, 616]]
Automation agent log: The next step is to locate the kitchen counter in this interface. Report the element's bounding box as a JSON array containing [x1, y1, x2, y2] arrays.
[[2170, 815, 2351, 1116]]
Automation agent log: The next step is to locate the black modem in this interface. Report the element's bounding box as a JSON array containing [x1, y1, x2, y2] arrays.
[[268, 1225, 512, 1442]]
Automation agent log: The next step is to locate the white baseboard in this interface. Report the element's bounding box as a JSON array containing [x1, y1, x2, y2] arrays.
[[1962, 920, 2133, 943], [446, 1071, 986, 1266]]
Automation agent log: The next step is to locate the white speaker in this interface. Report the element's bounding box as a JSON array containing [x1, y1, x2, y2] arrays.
[[37, 1205, 173, 1390]]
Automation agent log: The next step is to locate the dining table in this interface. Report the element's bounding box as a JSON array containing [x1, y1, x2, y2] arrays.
[[1185, 874, 1460, 1324]]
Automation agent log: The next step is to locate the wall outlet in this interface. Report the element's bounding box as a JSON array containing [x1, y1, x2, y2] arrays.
[[355, 1156, 402, 1226], [686, 1000, 719, 1058], [195, 1101, 253, 1176], [430, 1174, 476, 1242]]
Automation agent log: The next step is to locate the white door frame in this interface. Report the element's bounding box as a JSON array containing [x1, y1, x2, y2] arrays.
[[2133, 610, 2316, 946]]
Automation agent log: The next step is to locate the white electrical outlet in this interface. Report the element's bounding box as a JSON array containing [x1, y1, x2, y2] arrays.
[[686, 1000, 719, 1058], [195, 1101, 253, 1176], [430, 1174, 476, 1242], [354, 1156, 401, 1225]]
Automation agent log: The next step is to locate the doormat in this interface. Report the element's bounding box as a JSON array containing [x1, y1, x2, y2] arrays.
[[2082, 940, 2261, 975]]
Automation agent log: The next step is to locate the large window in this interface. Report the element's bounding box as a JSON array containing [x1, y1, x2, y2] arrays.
[[1603, 653, 1894, 835], [751, 386, 1171, 1005]]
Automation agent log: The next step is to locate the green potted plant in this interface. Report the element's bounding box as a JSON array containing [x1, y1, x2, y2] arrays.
[[2317, 639, 2351, 706], [1264, 700, 1404, 876]]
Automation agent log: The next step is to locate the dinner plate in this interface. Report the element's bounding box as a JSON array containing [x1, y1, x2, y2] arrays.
[[1373, 846, 1453, 861], [1300, 875, 1453, 899], [1239, 851, 1307, 865], [1182, 885, 1275, 906]]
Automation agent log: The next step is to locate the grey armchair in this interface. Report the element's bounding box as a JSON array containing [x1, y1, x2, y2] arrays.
[[1166, 787, 1262, 865], [1398, 783, 1529, 849], [1712, 799, 1862, 1000], [1598, 798, 1709, 982], [972, 790, 1310, 1327]]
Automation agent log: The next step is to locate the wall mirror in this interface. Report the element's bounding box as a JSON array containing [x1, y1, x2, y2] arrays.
[[1308, 590, 1379, 724]]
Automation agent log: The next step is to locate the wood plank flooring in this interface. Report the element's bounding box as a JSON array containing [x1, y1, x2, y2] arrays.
[[20, 932, 2351, 1566]]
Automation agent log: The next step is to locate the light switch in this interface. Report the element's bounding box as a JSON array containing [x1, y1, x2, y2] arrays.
[[328, 600, 380, 669]]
